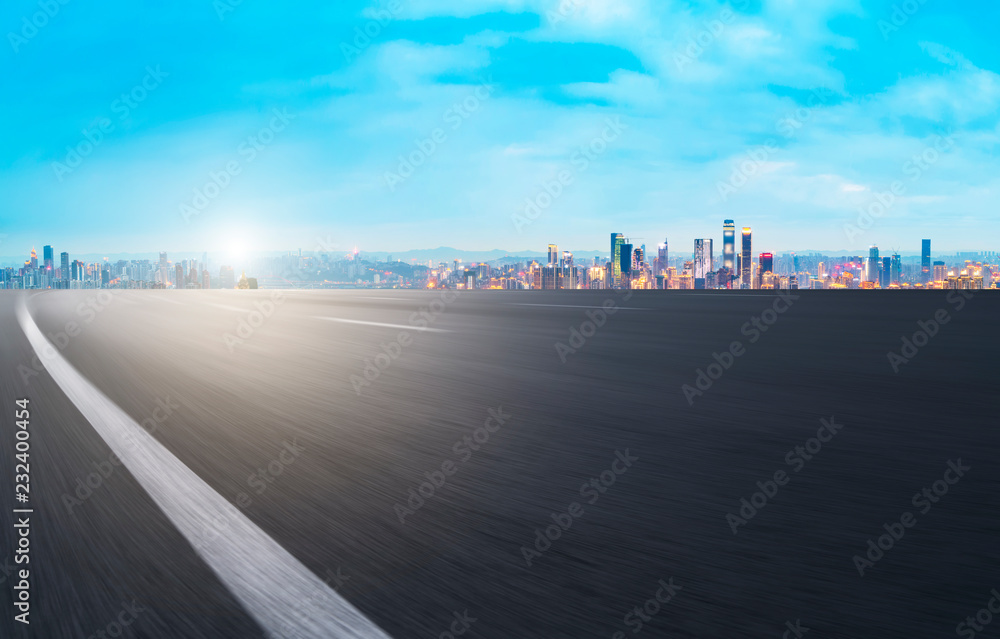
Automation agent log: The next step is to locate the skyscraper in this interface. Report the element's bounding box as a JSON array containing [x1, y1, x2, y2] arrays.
[[723, 220, 735, 272], [933, 261, 947, 282], [159, 252, 169, 287], [656, 240, 668, 276], [43, 245, 54, 271], [548, 244, 559, 266], [921, 239, 931, 284], [741, 228, 752, 289], [621, 243, 633, 277], [891, 254, 901, 286], [60, 252, 69, 286], [881, 257, 893, 288], [866, 246, 880, 283], [758, 252, 774, 289], [694, 239, 713, 279], [759, 252, 774, 274], [611, 233, 625, 288]]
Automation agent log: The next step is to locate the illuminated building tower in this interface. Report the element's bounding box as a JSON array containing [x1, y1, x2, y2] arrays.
[[633, 247, 644, 270], [611, 233, 625, 288], [758, 252, 773, 289], [237, 272, 250, 289], [740, 228, 752, 289], [548, 244, 559, 266], [694, 239, 713, 279], [818, 262, 826, 279], [541, 265, 562, 290], [621, 243, 633, 277], [656, 240, 668, 275], [562, 251, 573, 269], [921, 240, 931, 284], [891, 254, 901, 285], [866, 246, 880, 283], [60, 252, 69, 286], [759, 252, 773, 274], [933, 261, 946, 282], [881, 257, 892, 288], [43, 245, 54, 271], [723, 220, 735, 272], [30, 247, 38, 270]]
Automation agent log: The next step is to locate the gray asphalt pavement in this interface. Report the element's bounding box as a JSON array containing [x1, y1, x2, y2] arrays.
[[1, 289, 998, 638]]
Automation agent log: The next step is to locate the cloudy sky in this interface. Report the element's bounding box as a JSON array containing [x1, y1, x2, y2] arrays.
[[1, 0, 997, 258]]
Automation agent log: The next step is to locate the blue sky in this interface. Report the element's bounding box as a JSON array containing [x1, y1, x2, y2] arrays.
[[1, 0, 998, 257]]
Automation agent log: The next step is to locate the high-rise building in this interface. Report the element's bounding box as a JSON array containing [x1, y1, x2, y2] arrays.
[[159, 252, 169, 287], [723, 220, 735, 272], [656, 240, 668, 276], [43, 245, 54, 271], [741, 228, 752, 289], [60, 252, 69, 285], [562, 251, 573, 269], [921, 240, 931, 283], [541, 265, 562, 290], [866, 246, 880, 283], [759, 252, 774, 274], [933, 261, 947, 282], [621, 243, 633, 277], [175, 264, 184, 288], [611, 233, 625, 288], [891, 254, 901, 286], [29, 247, 38, 270], [758, 252, 773, 289], [881, 257, 892, 288], [548, 244, 559, 266], [694, 239, 713, 279]]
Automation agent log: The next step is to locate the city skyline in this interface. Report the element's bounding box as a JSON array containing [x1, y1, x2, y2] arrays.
[[5, 229, 994, 291], [3, 2, 1000, 253]]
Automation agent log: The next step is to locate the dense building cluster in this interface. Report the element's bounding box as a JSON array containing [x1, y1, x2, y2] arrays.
[[3, 230, 996, 291], [488, 226, 995, 291], [0, 247, 247, 290]]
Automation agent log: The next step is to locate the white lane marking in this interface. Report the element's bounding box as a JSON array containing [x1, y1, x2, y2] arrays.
[[207, 303, 250, 312], [17, 302, 392, 639], [508, 303, 649, 310], [358, 297, 416, 301], [314, 317, 450, 333]]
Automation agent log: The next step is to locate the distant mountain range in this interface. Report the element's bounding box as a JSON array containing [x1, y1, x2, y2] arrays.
[[0, 245, 979, 268], [356, 247, 607, 264], [0, 247, 609, 267]]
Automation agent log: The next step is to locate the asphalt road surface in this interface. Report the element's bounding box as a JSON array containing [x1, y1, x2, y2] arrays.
[[1, 289, 998, 638]]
